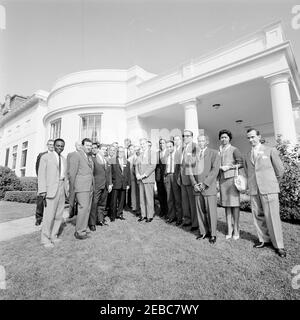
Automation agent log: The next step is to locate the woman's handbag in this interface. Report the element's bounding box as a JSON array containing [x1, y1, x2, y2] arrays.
[[234, 167, 247, 192]]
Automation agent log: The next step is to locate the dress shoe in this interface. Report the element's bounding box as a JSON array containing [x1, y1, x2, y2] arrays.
[[225, 234, 232, 240], [209, 236, 217, 244], [110, 218, 115, 222], [167, 218, 176, 224], [253, 241, 271, 248], [99, 221, 108, 226], [89, 225, 96, 232], [233, 233, 240, 240], [43, 242, 54, 248], [138, 217, 147, 222], [35, 220, 41, 226], [74, 232, 88, 240], [176, 220, 182, 226], [118, 216, 126, 220], [275, 248, 287, 258], [51, 237, 62, 244], [190, 226, 198, 231], [196, 234, 207, 240], [182, 222, 191, 227], [146, 218, 153, 223]]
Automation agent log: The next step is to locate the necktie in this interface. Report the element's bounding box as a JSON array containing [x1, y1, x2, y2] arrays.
[[169, 153, 173, 173], [58, 154, 61, 178]]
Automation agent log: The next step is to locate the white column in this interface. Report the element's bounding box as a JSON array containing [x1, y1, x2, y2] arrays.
[[267, 73, 297, 144], [126, 116, 147, 145], [180, 98, 199, 142]]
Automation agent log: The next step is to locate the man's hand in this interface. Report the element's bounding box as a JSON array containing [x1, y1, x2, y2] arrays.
[[126, 185, 130, 190], [141, 174, 147, 179], [194, 184, 201, 192], [221, 165, 231, 172], [108, 185, 113, 193], [39, 192, 46, 198], [136, 174, 141, 181]]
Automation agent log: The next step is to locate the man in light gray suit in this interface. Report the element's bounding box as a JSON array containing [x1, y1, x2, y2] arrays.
[[38, 138, 68, 248], [244, 128, 286, 257], [136, 138, 157, 222], [69, 138, 94, 240]]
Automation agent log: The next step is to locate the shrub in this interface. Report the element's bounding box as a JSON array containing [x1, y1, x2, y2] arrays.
[[4, 191, 37, 203], [19, 176, 38, 191], [276, 136, 300, 223], [0, 166, 22, 199]]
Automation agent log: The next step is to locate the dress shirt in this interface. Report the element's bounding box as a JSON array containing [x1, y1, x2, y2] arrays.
[[53, 151, 65, 179], [166, 151, 175, 174]]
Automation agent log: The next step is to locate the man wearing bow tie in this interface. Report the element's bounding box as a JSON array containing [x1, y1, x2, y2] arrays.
[[38, 138, 68, 247], [69, 138, 94, 240], [244, 128, 285, 257]]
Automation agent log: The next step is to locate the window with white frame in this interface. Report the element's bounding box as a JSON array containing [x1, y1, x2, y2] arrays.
[[50, 118, 61, 140], [5, 148, 9, 167], [12, 145, 18, 170], [20, 141, 28, 169], [80, 114, 101, 142]]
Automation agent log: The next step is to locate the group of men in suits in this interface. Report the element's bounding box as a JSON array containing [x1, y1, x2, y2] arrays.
[[36, 128, 286, 257], [153, 128, 286, 257]]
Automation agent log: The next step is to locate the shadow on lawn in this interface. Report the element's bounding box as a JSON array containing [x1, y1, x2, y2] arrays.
[[217, 220, 257, 243]]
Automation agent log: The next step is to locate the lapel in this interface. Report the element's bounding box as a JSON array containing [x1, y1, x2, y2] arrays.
[[50, 152, 59, 168], [79, 150, 93, 170]]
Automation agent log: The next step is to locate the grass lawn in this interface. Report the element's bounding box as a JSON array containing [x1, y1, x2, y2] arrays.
[[0, 207, 299, 300], [0, 201, 35, 223]]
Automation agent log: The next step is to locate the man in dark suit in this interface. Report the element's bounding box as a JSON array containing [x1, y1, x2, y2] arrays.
[[189, 134, 220, 244], [35, 139, 54, 226], [164, 140, 183, 225], [66, 141, 82, 219], [110, 146, 131, 221], [155, 138, 168, 218], [68, 138, 94, 240], [88, 142, 112, 230], [177, 130, 198, 231]]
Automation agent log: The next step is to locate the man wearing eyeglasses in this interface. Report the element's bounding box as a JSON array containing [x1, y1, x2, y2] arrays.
[[177, 130, 198, 231]]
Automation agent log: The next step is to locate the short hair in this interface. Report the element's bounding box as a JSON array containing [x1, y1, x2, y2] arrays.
[[92, 142, 100, 148], [246, 128, 260, 136], [174, 135, 182, 140], [47, 139, 54, 144], [147, 140, 152, 146], [100, 143, 108, 149], [183, 130, 193, 137], [82, 138, 92, 145], [218, 129, 233, 141], [54, 138, 65, 145], [139, 138, 147, 144], [127, 144, 134, 149], [159, 138, 166, 144], [166, 140, 174, 146], [198, 134, 210, 143]]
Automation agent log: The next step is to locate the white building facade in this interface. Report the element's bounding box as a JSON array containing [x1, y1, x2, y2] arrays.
[[0, 22, 299, 177]]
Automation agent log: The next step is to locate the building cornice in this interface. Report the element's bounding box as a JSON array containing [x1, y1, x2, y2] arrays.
[[125, 41, 300, 109]]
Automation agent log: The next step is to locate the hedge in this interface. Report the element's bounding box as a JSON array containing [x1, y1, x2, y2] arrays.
[[276, 137, 300, 223], [4, 191, 37, 203], [19, 176, 38, 191], [0, 166, 22, 199]]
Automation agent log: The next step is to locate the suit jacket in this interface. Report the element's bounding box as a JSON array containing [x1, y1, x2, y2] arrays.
[[35, 151, 48, 176], [68, 150, 94, 193], [178, 142, 197, 186], [38, 152, 68, 198], [244, 144, 284, 195], [174, 145, 183, 183], [111, 157, 131, 189], [92, 154, 112, 190], [136, 149, 157, 184], [189, 148, 221, 196], [155, 150, 168, 183]]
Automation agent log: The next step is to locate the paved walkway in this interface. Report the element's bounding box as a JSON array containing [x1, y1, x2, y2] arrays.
[[0, 210, 69, 242]]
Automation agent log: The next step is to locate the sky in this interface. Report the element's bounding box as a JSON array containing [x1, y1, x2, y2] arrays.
[[0, 0, 299, 102]]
